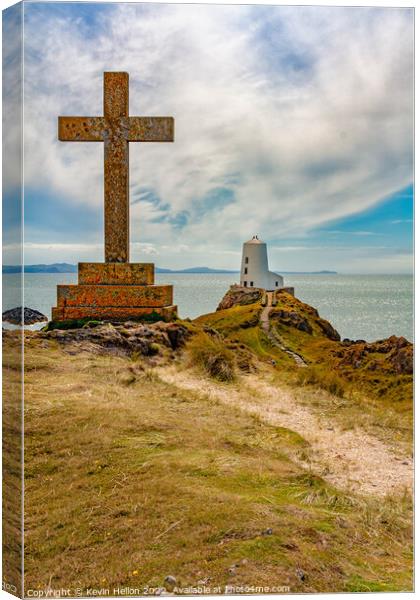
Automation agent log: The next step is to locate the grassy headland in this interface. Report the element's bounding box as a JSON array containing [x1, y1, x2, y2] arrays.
[[3, 287, 412, 594]]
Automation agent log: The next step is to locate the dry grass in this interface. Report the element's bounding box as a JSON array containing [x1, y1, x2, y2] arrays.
[[188, 333, 236, 382], [15, 334, 413, 595], [2, 334, 23, 594], [296, 365, 346, 398], [159, 367, 413, 498]]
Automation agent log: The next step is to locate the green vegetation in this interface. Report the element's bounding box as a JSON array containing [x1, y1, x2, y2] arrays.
[[14, 336, 412, 593], [191, 290, 413, 474], [43, 317, 102, 331], [5, 287, 412, 594], [195, 291, 413, 442]]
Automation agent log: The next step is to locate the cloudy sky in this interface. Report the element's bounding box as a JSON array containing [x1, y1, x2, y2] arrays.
[[3, 2, 414, 273]]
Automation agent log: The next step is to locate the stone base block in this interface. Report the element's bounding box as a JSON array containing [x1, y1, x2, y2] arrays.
[[51, 305, 178, 322], [57, 284, 173, 308], [78, 262, 154, 285], [51, 261, 176, 323]]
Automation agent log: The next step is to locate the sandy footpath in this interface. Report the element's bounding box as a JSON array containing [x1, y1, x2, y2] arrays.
[[159, 366, 413, 497]]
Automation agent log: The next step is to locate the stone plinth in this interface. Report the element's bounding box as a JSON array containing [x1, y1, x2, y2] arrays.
[[78, 262, 154, 285], [52, 262, 177, 322]]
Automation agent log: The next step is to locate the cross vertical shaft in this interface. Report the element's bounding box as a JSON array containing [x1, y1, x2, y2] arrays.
[[104, 72, 129, 262], [58, 71, 174, 264]]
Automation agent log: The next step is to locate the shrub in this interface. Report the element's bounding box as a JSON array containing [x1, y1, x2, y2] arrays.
[[147, 342, 161, 356], [189, 334, 236, 382]]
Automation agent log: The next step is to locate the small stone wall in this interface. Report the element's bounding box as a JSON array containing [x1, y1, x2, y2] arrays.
[[277, 287, 295, 296]]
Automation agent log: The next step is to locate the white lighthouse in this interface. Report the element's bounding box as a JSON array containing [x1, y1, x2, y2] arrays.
[[240, 235, 284, 290]]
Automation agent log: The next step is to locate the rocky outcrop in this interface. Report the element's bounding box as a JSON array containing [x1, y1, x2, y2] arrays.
[[217, 286, 263, 311], [390, 345, 413, 375], [317, 318, 341, 341], [270, 310, 313, 334], [334, 335, 413, 375], [37, 321, 191, 358], [2, 307, 48, 325]]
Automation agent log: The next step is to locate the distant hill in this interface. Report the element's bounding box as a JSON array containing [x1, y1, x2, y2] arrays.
[[161, 266, 238, 274], [277, 270, 337, 275], [3, 263, 78, 274], [3, 264, 337, 275]]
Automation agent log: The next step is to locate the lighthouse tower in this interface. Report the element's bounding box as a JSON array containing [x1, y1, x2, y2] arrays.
[[240, 235, 284, 290]]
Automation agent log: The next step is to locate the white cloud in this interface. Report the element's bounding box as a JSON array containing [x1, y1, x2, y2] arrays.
[[325, 230, 381, 236], [20, 4, 413, 269]]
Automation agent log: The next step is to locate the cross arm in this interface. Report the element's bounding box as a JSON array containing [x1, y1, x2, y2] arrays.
[[128, 117, 174, 142], [58, 117, 106, 141]]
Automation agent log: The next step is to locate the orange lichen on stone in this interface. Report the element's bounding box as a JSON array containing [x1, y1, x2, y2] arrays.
[[51, 305, 177, 322], [56, 284, 173, 308], [78, 262, 154, 285], [58, 72, 174, 264]]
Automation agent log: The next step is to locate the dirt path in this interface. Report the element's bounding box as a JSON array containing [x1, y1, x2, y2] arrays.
[[261, 292, 306, 367], [158, 366, 412, 497]]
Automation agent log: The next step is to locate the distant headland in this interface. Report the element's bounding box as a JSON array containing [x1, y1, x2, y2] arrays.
[[2, 263, 338, 275]]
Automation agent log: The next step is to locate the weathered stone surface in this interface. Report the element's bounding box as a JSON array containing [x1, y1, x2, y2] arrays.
[[78, 262, 154, 285], [56, 284, 173, 308], [51, 305, 177, 322], [42, 320, 189, 357], [2, 307, 48, 325], [217, 287, 263, 310], [317, 318, 340, 341], [335, 335, 413, 375], [270, 309, 313, 334], [58, 72, 174, 263]]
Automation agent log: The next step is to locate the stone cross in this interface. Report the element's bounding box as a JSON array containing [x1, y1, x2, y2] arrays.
[[58, 72, 174, 263]]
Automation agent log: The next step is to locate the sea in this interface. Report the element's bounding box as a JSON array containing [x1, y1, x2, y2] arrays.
[[2, 273, 413, 342]]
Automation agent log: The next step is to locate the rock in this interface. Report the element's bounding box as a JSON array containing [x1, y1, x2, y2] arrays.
[[270, 310, 313, 335], [3, 306, 48, 325], [164, 576, 177, 592], [217, 287, 263, 310], [390, 346, 413, 374], [317, 318, 340, 341], [166, 324, 188, 349], [337, 335, 413, 375], [38, 321, 191, 359], [280, 542, 298, 551], [239, 314, 260, 328], [296, 568, 306, 581], [203, 326, 222, 339]]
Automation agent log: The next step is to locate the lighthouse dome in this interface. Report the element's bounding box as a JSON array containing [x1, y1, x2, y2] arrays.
[[245, 235, 264, 244]]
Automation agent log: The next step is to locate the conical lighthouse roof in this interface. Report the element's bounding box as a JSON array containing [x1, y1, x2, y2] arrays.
[[245, 235, 265, 244]]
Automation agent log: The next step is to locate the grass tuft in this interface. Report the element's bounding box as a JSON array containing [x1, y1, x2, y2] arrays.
[[189, 334, 236, 382], [296, 366, 346, 398]]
